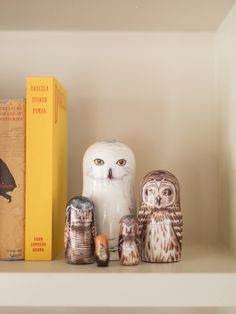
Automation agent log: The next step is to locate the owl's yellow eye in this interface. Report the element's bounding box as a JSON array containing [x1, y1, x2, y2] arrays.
[[116, 159, 126, 166], [94, 158, 104, 166]]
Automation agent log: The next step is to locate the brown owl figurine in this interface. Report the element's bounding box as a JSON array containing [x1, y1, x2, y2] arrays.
[[118, 215, 141, 266], [64, 196, 96, 264], [138, 170, 183, 263]]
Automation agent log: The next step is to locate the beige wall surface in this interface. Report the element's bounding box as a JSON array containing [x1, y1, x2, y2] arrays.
[[0, 0, 235, 31], [0, 31, 218, 245], [217, 3, 236, 252]]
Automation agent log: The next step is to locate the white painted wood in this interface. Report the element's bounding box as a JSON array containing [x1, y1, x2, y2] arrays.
[[0, 272, 236, 307], [217, 0, 236, 254], [0, 308, 234, 314], [0, 0, 235, 31], [0, 245, 235, 307], [0, 1, 235, 310]]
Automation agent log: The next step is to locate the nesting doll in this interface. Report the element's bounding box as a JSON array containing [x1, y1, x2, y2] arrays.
[[95, 234, 109, 267], [82, 140, 136, 259], [64, 196, 96, 264], [138, 170, 183, 263], [118, 215, 140, 266]]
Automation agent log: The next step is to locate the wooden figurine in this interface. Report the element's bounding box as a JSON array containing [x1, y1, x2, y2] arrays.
[[95, 234, 109, 267], [82, 140, 136, 259], [64, 196, 96, 264], [138, 170, 183, 263], [118, 214, 140, 266]]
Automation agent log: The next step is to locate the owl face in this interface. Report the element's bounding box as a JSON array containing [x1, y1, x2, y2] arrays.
[[142, 179, 176, 209], [69, 205, 93, 226], [119, 215, 138, 236], [120, 223, 138, 236], [83, 141, 135, 182], [67, 196, 94, 227]]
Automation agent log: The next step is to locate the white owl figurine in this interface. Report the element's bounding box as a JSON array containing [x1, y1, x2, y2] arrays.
[[138, 170, 183, 263], [82, 140, 136, 259]]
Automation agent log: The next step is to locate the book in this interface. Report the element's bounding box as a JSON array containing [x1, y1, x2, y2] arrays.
[[0, 98, 25, 260], [25, 77, 68, 260]]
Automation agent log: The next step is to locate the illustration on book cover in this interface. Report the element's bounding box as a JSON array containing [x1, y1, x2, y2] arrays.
[[0, 159, 16, 203]]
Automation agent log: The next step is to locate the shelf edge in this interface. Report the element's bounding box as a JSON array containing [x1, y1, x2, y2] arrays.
[[0, 272, 236, 307]]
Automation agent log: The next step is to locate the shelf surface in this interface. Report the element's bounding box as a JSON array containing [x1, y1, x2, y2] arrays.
[[0, 243, 236, 273], [0, 244, 236, 307], [0, 0, 235, 32]]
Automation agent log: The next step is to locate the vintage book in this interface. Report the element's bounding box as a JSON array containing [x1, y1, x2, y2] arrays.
[[25, 77, 68, 260], [0, 98, 25, 260]]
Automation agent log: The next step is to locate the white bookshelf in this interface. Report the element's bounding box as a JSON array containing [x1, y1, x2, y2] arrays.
[[0, 0, 236, 312], [0, 245, 236, 307]]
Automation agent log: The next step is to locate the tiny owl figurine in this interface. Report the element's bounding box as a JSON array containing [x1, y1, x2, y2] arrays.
[[138, 170, 183, 263], [82, 140, 136, 259], [118, 215, 141, 266], [95, 234, 109, 267], [64, 196, 96, 264]]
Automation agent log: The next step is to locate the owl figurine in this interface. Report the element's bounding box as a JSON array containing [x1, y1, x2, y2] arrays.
[[118, 215, 141, 266], [95, 234, 110, 267], [64, 196, 96, 264], [138, 170, 183, 263], [82, 140, 136, 259]]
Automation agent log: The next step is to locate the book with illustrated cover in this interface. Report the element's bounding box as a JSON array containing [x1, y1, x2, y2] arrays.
[[25, 77, 68, 260], [0, 98, 25, 260]]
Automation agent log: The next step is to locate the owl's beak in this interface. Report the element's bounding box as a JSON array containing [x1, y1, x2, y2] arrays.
[[157, 196, 161, 207], [108, 168, 113, 180]]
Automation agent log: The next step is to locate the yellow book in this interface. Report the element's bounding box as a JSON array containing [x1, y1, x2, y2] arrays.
[[25, 77, 67, 260]]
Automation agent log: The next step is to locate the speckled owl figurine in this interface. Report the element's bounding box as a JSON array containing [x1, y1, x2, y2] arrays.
[[138, 170, 183, 263], [118, 215, 141, 266], [82, 140, 136, 259], [64, 196, 96, 264]]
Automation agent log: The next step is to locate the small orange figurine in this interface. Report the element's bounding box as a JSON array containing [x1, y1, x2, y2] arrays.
[[95, 234, 109, 267]]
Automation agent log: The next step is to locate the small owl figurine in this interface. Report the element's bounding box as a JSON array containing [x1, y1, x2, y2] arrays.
[[118, 215, 141, 266], [64, 196, 96, 264], [138, 170, 183, 263], [95, 234, 109, 267], [82, 140, 136, 260]]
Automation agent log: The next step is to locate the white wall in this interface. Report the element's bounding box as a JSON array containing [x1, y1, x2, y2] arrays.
[[217, 3, 236, 252], [0, 31, 218, 245], [0, 0, 235, 31]]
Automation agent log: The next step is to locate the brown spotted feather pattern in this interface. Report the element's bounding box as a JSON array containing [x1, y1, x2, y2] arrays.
[[138, 170, 183, 263]]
